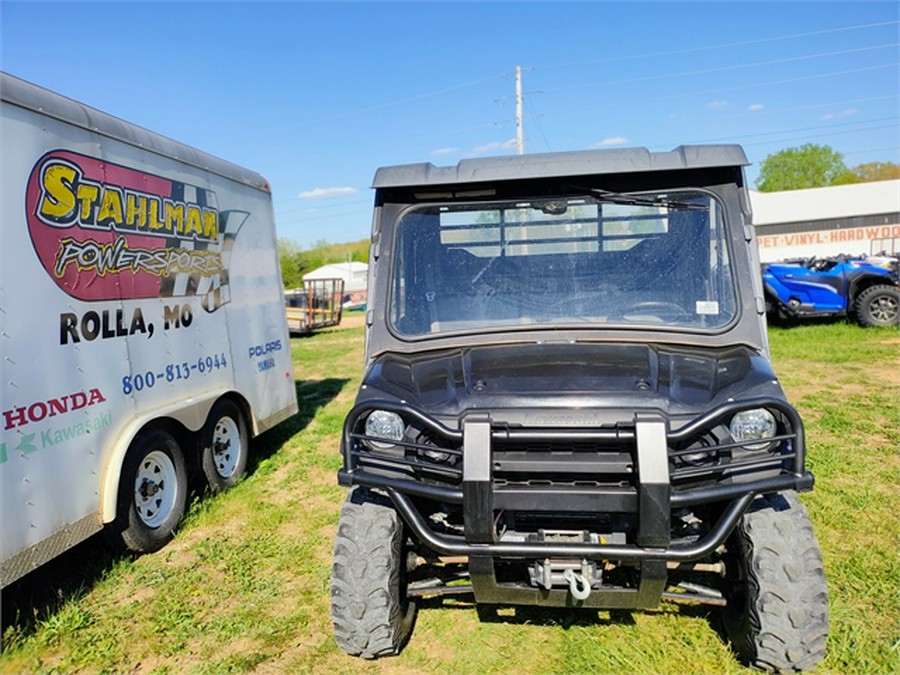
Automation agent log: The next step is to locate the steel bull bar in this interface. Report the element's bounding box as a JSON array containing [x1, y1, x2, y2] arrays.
[[340, 403, 814, 607]]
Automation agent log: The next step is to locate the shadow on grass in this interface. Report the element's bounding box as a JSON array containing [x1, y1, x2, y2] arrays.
[[1, 532, 116, 648], [1, 377, 349, 648], [419, 592, 718, 635], [247, 377, 350, 475], [767, 314, 849, 329]]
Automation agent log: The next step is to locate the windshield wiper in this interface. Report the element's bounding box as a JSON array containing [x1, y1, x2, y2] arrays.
[[573, 187, 709, 211]]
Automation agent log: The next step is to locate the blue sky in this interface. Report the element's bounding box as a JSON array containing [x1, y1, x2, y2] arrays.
[[2, 1, 898, 247]]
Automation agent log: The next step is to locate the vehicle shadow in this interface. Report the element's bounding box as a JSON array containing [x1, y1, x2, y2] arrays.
[[1, 377, 348, 648], [246, 377, 350, 475], [766, 314, 848, 329], [1, 532, 116, 649], [422, 596, 715, 629]]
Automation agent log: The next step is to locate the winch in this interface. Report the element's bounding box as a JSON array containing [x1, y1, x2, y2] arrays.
[[525, 529, 622, 600]]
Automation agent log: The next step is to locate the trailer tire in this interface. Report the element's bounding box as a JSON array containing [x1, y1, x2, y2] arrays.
[[109, 428, 188, 554], [722, 491, 829, 671], [200, 399, 249, 492], [853, 285, 900, 327], [331, 487, 417, 658]]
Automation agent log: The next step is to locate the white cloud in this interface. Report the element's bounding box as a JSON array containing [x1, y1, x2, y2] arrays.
[[471, 139, 517, 155], [472, 141, 501, 154], [595, 136, 628, 147], [821, 108, 858, 121], [748, 103, 764, 112], [431, 147, 459, 156], [707, 100, 730, 110], [297, 186, 357, 199]]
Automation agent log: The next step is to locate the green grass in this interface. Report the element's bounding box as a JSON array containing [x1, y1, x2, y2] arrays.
[[767, 324, 900, 673], [2, 322, 898, 673]]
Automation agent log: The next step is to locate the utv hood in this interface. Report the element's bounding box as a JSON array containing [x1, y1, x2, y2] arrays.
[[359, 342, 783, 425]]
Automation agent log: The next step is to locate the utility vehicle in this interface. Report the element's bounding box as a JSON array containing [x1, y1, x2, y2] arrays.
[[764, 255, 899, 327], [331, 146, 829, 671]]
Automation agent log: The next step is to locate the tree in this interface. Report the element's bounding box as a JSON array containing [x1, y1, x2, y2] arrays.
[[276, 237, 371, 288], [278, 238, 304, 289], [851, 161, 900, 182], [755, 144, 856, 192]]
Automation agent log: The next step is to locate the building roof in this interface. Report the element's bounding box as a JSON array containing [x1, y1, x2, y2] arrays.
[[750, 179, 900, 225]]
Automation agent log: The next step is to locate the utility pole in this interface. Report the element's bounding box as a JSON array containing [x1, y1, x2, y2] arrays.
[[515, 65, 524, 155]]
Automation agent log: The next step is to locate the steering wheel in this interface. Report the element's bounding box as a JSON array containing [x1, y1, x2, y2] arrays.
[[611, 301, 692, 323]]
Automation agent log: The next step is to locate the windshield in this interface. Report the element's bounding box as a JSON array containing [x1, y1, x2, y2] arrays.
[[390, 191, 737, 336]]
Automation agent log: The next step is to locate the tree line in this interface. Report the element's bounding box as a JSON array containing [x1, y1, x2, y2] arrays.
[[756, 144, 899, 192], [278, 238, 370, 290]]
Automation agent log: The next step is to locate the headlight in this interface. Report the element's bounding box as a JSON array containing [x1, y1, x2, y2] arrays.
[[730, 408, 776, 450], [364, 410, 405, 449]]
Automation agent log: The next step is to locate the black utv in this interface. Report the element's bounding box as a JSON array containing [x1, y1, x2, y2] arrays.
[[331, 146, 829, 671]]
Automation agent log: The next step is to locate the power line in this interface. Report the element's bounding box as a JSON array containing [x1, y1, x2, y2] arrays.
[[525, 96, 552, 153], [755, 115, 899, 138], [740, 124, 899, 147], [563, 96, 898, 150], [841, 146, 900, 157], [641, 65, 895, 108], [660, 123, 900, 152], [280, 22, 898, 221], [276, 206, 371, 227], [301, 73, 504, 127], [712, 96, 899, 119], [529, 67, 897, 126], [541, 20, 900, 69], [666, 116, 899, 146], [543, 44, 899, 94], [275, 197, 371, 217]]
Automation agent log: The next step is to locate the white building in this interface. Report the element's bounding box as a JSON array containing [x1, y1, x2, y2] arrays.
[[304, 261, 368, 305], [750, 179, 900, 262]]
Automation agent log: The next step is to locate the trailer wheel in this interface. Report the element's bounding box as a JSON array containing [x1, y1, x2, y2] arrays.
[[853, 285, 900, 327], [200, 399, 249, 492], [721, 491, 829, 671], [109, 428, 188, 553], [331, 487, 417, 658]]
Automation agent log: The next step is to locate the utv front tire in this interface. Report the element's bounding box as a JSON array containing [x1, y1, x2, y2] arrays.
[[331, 488, 417, 658], [853, 285, 899, 327], [722, 491, 829, 671]]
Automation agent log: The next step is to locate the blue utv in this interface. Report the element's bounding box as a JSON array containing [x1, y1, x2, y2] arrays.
[[763, 255, 899, 327]]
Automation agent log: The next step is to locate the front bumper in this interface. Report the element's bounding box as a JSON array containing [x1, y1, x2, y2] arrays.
[[338, 397, 813, 606]]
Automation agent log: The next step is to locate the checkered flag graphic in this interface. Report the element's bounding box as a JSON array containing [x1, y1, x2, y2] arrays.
[[199, 209, 247, 313], [158, 182, 248, 313]]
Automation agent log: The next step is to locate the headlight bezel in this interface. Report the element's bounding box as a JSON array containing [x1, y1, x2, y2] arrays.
[[729, 408, 777, 451], [364, 409, 406, 450]]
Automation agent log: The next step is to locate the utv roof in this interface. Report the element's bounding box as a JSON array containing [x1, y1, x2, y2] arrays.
[[1, 71, 269, 192], [372, 145, 749, 188]]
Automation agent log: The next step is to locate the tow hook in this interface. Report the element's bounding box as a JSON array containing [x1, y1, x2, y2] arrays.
[[563, 568, 592, 600]]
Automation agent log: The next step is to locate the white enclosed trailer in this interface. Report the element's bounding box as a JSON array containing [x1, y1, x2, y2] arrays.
[[0, 72, 298, 586]]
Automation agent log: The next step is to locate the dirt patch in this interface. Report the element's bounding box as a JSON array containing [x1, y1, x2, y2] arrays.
[[337, 312, 367, 329]]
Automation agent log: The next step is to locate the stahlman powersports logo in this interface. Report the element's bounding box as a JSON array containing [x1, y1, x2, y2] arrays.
[[25, 150, 248, 312]]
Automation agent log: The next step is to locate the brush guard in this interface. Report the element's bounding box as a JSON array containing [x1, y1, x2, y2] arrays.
[[339, 397, 813, 608]]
